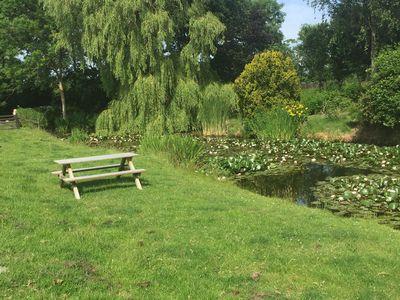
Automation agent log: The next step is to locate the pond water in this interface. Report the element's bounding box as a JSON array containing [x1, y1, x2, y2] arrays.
[[236, 163, 374, 206]]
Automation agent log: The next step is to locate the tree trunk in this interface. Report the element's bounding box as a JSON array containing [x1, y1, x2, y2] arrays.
[[58, 80, 66, 120], [370, 14, 377, 68], [365, 0, 378, 69]]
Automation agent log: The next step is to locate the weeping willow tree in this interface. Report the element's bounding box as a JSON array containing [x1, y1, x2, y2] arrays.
[[48, 0, 225, 134]]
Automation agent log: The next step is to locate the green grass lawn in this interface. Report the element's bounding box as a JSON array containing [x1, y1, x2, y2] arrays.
[[1, 128, 400, 299], [300, 114, 357, 140]]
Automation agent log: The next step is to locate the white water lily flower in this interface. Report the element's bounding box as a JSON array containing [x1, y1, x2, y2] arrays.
[[311, 158, 316, 162], [338, 197, 344, 201]]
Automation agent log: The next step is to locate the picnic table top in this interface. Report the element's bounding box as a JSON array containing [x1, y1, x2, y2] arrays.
[[54, 152, 137, 165]]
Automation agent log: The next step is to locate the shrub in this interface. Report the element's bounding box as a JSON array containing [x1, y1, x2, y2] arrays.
[[69, 128, 89, 143], [321, 91, 352, 119], [199, 83, 238, 136], [234, 50, 301, 117], [362, 46, 400, 128], [301, 89, 325, 115], [17, 107, 53, 129], [244, 107, 300, 140], [140, 134, 204, 167], [341, 75, 364, 101], [54, 118, 69, 136]]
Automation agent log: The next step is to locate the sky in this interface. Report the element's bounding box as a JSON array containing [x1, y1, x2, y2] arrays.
[[279, 0, 324, 40]]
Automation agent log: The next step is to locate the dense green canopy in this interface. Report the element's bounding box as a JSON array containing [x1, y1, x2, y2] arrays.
[[45, 0, 227, 134]]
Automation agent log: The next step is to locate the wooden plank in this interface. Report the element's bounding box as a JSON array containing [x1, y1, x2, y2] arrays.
[[127, 157, 143, 190], [62, 169, 145, 183], [51, 164, 125, 176], [117, 158, 127, 179], [54, 153, 137, 165], [67, 165, 81, 200]]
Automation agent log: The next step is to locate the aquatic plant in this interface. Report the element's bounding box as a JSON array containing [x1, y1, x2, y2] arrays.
[[140, 134, 204, 167], [201, 138, 400, 176], [199, 83, 238, 136], [312, 175, 400, 229], [244, 108, 300, 140]]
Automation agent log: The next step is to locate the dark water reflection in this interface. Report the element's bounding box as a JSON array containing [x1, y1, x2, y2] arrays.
[[236, 164, 373, 206]]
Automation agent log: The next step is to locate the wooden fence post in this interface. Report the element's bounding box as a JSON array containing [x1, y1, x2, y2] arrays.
[[13, 109, 21, 128]]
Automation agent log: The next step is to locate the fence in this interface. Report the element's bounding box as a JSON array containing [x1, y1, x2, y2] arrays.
[[0, 110, 20, 130]]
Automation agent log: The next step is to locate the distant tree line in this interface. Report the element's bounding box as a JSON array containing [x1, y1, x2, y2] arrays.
[[297, 0, 400, 84], [0, 0, 284, 126]]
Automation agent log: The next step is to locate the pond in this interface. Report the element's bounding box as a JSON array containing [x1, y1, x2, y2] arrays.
[[235, 163, 373, 206], [88, 134, 400, 228]]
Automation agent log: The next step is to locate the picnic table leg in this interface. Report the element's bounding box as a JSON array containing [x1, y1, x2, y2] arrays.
[[127, 158, 143, 190], [117, 158, 126, 179], [66, 164, 81, 200], [59, 165, 67, 188]]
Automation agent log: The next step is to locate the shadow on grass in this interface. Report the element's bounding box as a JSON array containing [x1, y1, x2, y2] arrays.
[[64, 177, 151, 196]]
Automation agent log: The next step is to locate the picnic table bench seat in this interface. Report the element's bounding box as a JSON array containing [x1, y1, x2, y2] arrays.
[[52, 152, 145, 199]]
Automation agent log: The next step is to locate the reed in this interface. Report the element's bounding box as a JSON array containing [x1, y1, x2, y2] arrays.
[[140, 134, 204, 167], [199, 83, 238, 136], [245, 108, 299, 140]]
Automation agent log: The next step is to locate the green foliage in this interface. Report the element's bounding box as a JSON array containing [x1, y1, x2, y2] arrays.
[[199, 83, 238, 136], [95, 108, 116, 136], [0, 0, 53, 104], [82, 0, 225, 134], [69, 128, 89, 144], [362, 46, 400, 128], [341, 75, 364, 101], [18, 106, 97, 134], [203, 135, 400, 176], [167, 79, 202, 133], [307, 0, 400, 81], [300, 114, 356, 140], [208, 154, 269, 175], [140, 134, 204, 167], [301, 88, 359, 120], [207, 0, 285, 82], [17, 107, 51, 129], [297, 23, 332, 85], [234, 50, 301, 117], [313, 175, 400, 228], [244, 108, 299, 140], [300, 89, 325, 115], [54, 117, 69, 136], [320, 90, 353, 119], [226, 118, 244, 137]]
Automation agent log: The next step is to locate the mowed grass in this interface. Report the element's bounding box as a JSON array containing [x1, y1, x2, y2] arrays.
[[300, 114, 356, 141], [1, 129, 400, 299]]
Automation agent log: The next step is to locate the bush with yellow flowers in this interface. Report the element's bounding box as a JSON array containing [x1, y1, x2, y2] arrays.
[[285, 101, 307, 123], [234, 50, 301, 117]]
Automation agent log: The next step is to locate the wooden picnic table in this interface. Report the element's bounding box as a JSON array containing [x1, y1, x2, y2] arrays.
[[52, 152, 145, 199]]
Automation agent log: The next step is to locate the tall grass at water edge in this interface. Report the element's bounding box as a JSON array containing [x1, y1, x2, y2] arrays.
[[140, 134, 204, 167], [245, 108, 299, 140]]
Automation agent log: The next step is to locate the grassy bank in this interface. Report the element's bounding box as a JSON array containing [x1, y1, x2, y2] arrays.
[[1, 128, 400, 299], [300, 114, 357, 141]]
